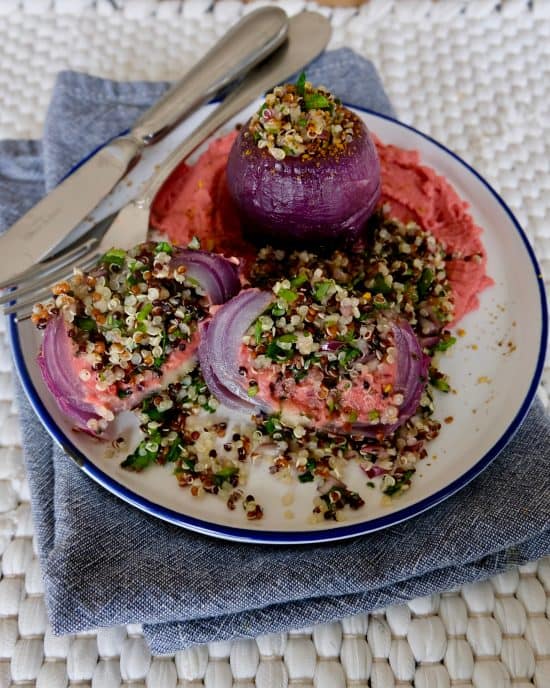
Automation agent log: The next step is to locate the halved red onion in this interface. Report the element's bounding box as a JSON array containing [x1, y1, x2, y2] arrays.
[[201, 294, 428, 437], [170, 249, 240, 304], [37, 315, 101, 435], [198, 289, 274, 413], [350, 320, 429, 438], [37, 248, 240, 434], [226, 113, 381, 245]]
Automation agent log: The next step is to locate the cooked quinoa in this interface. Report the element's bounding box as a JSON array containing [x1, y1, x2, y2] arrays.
[[32, 241, 209, 399], [247, 73, 360, 161], [36, 213, 455, 520]]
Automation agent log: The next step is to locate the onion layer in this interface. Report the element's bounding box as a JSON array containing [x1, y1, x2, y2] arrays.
[[37, 315, 101, 434], [350, 320, 429, 438], [226, 113, 381, 245], [170, 248, 240, 304], [198, 289, 274, 413]]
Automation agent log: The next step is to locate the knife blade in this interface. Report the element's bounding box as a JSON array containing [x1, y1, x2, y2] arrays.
[[0, 6, 289, 286]]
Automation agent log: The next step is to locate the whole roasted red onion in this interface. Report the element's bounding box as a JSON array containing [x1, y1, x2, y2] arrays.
[[226, 109, 381, 245]]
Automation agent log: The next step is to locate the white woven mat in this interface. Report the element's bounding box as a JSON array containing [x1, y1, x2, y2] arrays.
[[0, 1, 549, 686]]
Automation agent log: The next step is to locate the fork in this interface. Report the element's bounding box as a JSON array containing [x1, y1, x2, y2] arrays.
[[3, 78, 264, 320], [2, 9, 330, 319]]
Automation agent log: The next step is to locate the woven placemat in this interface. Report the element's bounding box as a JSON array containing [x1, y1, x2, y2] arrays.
[[0, 2, 549, 686]]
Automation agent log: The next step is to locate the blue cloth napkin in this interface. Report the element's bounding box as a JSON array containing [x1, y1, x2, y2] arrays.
[[1, 49, 549, 653]]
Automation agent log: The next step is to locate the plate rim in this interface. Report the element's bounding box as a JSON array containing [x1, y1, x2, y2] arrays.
[[9, 105, 548, 545]]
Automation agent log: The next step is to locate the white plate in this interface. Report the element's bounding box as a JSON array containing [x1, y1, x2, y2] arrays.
[[9, 101, 548, 544]]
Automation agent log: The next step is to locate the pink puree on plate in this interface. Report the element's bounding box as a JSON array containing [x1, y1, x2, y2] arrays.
[[238, 344, 397, 428], [151, 132, 492, 326]]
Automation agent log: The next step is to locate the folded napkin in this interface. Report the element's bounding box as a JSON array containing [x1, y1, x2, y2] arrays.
[[1, 49, 549, 653]]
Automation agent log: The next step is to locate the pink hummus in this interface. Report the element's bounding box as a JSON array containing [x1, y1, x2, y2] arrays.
[[151, 132, 256, 267], [238, 345, 397, 429], [69, 326, 199, 415], [151, 133, 492, 325]]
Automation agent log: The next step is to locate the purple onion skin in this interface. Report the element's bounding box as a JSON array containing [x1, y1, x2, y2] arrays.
[[169, 249, 240, 305], [226, 114, 381, 245], [350, 321, 429, 438], [37, 315, 101, 436]]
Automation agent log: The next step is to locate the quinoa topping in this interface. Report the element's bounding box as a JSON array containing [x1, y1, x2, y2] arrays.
[[247, 73, 360, 160], [240, 281, 403, 429], [32, 241, 210, 400], [248, 210, 455, 344]]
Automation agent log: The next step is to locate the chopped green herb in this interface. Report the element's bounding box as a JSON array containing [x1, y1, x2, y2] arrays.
[[418, 268, 434, 299], [271, 304, 286, 317], [136, 302, 153, 321], [277, 333, 298, 344], [290, 273, 308, 288], [304, 93, 331, 110], [254, 319, 263, 345], [430, 368, 451, 393], [166, 438, 182, 463], [263, 416, 281, 436], [434, 335, 457, 352], [278, 288, 298, 303], [155, 241, 173, 255], [214, 465, 238, 486], [75, 316, 96, 332], [266, 333, 297, 361], [340, 346, 361, 366], [298, 471, 314, 483], [371, 273, 391, 295], [314, 280, 332, 301], [105, 314, 123, 330], [101, 248, 126, 266], [296, 71, 306, 97], [432, 377, 450, 393], [121, 442, 157, 471]]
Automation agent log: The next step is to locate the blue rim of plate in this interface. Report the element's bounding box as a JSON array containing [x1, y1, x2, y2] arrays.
[[8, 105, 548, 545]]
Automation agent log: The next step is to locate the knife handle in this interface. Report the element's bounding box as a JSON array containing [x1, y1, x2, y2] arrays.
[[130, 6, 288, 146]]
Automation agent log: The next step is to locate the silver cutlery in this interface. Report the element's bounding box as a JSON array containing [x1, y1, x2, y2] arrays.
[[3, 11, 332, 319], [0, 6, 289, 287]]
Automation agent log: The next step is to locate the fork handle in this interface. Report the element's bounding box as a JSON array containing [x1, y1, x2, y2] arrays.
[[130, 7, 288, 146]]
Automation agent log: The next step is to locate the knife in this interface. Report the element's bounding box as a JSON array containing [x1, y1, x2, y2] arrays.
[[0, 6, 289, 286], [0, 10, 333, 317], [110, 10, 333, 235]]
